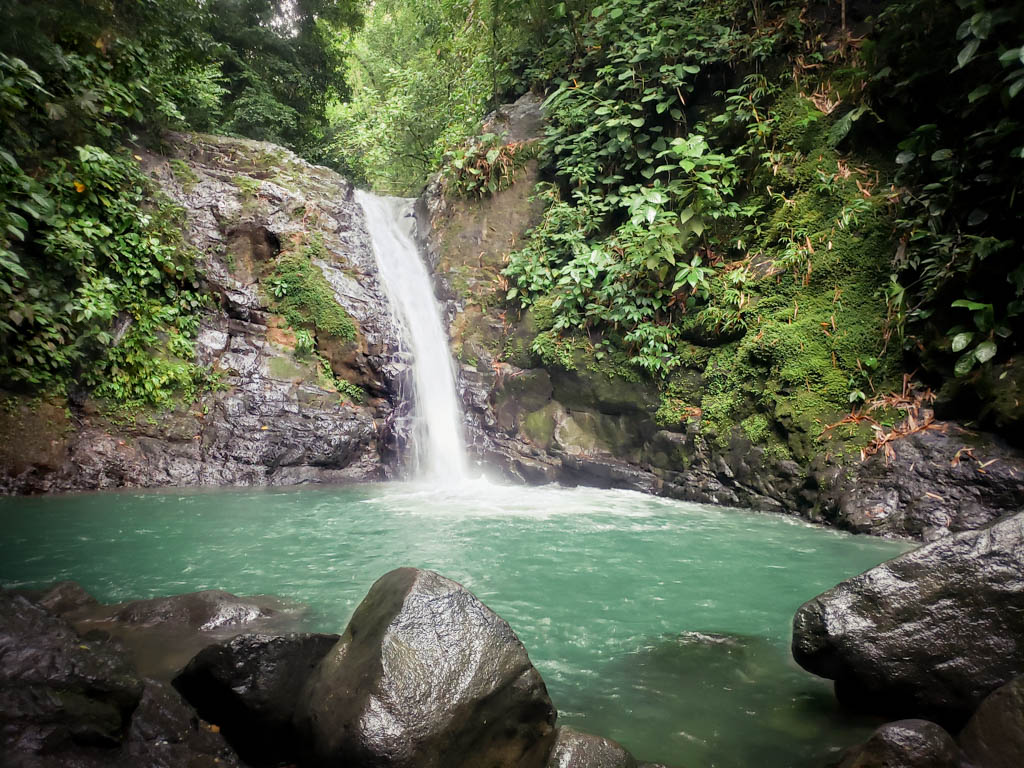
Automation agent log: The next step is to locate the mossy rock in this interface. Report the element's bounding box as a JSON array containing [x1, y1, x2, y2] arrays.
[[550, 348, 659, 417], [493, 369, 553, 432], [520, 401, 562, 451]]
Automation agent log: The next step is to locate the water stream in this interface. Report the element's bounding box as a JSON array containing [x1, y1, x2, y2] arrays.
[[357, 190, 468, 479]]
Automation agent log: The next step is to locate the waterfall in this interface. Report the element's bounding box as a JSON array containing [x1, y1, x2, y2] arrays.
[[356, 190, 468, 480]]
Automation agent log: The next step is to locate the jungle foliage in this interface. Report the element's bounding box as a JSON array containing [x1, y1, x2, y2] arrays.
[[0, 0, 361, 406], [487, 0, 1024, 444]]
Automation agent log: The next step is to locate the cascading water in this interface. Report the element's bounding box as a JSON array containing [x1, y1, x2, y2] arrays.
[[357, 190, 468, 480]]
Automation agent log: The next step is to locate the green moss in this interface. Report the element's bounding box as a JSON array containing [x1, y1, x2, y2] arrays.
[[531, 330, 588, 370], [521, 404, 557, 449], [266, 242, 356, 342], [168, 158, 198, 193], [740, 413, 770, 443], [232, 174, 261, 198]]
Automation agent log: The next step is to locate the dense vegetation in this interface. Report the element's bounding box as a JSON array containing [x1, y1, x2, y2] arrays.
[[0, 0, 361, 406], [435, 0, 1022, 447], [1, 0, 1020, 444]]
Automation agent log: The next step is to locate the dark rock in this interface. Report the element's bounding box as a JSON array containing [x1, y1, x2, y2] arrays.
[[0, 591, 143, 753], [792, 513, 1024, 727], [120, 678, 241, 767], [173, 632, 339, 766], [95, 589, 275, 631], [295, 567, 557, 768], [834, 720, 959, 768], [545, 727, 638, 768], [35, 581, 98, 616], [959, 674, 1024, 768], [830, 426, 1024, 538]]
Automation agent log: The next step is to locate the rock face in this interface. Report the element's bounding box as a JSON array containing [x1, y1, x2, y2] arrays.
[[173, 632, 339, 766], [958, 674, 1024, 768], [1, 132, 406, 494], [834, 720, 959, 768], [545, 727, 638, 768], [792, 512, 1024, 727], [295, 567, 557, 768]]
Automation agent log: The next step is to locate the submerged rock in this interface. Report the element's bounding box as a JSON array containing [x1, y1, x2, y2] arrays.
[[833, 720, 959, 768], [545, 727, 638, 768], [295, 567, 557, 768], [173, 632, 339, 766], [792, 512, 1024, 726], [958, 674, 1024, 768]]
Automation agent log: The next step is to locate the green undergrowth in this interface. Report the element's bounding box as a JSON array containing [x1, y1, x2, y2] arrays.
[[494, 0, 900, 458], [265, 236, 356, 342]]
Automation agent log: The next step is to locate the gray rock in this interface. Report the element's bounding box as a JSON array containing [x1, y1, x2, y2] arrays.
[[834, 720, 959, 768], [96, 589, 276, 631], [545, 727, 638, 768], [173, 632, 339, 766], [295, 567, 557, 768], [1, 131, 403, 494], [959, 674, 1024, 768], [792, 513, 1024, 727], [0, 591, 143, 753], [35, 581, 98, 616]]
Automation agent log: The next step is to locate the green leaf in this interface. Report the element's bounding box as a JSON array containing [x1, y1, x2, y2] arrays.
[[968, 84, 992, 102], [1010, 78, 1024, 99], [951, 331, 973, 352], [956, 39, 981, 70], [629, 118, 645, 127], [896, 150, 916, 165], [952, 299, 991, 311], [974, 340, 997, 363], [954, 351, 977, 376], [931, 148, 953, 162]]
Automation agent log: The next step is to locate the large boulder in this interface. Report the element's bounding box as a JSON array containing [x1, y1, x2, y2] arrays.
[[833, 720, 959, 768], [0, 591, 143, 753], [792, 513, 1024, 727], [545, 727, 638, 768], [294, 567, 557, 768], [173, 632, 339, 766], [958, 674, 1024, 768]]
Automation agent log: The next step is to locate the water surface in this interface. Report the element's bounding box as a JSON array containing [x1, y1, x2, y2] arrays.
[[0, 480, 909, 767]]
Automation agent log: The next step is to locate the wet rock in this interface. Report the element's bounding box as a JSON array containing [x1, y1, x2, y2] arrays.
[[792, 513, 1024, 727], [120, 678, 241, 767], [545, 727, 638, 768], [0, 591, 143, 753], [1, 131, 403, 494], [295, 567, 557, 768], [35, 581, 98, 616], [959, 674, 1024, 768], [173, 632, 339, 766], [830, 427, 1024, 538], [834, 720, 959, 768], [94, 589, 276, 631]]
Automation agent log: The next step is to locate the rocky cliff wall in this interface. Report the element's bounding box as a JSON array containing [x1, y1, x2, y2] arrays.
[[1, 133, 408, 493], [416, 94, 1024, 540]]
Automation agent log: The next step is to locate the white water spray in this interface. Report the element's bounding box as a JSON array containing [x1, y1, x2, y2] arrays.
[[357, 190, 468, 480]]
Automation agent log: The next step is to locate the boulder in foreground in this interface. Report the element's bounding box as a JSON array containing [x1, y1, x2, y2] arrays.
[[545, 726, 638, 768], [173, 632, 339, 766], [833, 720, 958, 768], [792, 512, 1024, 727], [294, 567, 557, 768], [959, 674, 1024, 768]]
